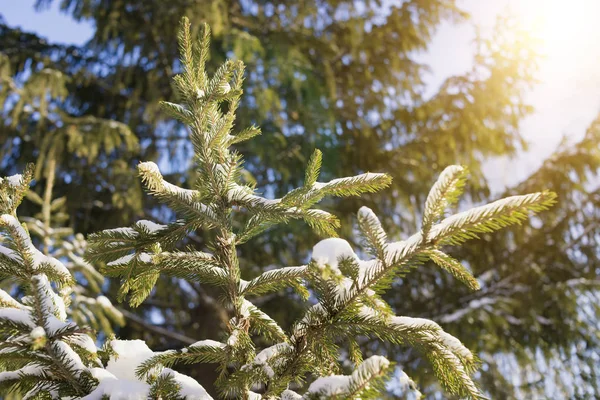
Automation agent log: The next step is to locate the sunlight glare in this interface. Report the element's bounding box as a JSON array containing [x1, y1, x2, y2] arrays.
[[516, 0, 600, 59]]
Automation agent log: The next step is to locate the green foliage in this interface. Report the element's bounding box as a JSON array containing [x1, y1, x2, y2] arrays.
[[83, 20, 554, 399], [2, 1, 598, 397]]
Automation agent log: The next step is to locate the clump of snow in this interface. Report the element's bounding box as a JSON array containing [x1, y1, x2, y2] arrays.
[[82, 376, 149, 400], [107, 340, 155, 381], [137, 161, 199, 203], [389, 316, 473, 361], [138, 161, 161, 176], [395, 367, 422, 400], [362, 355, 390, 371], [89, 367, 116, 381], [385, 233, 423, 264], [246, 391, 261, 400], [135, 220, 166, 233], [45, 314, 76, 335], [100, 227, 138, 236], [251, 343, 292, 378], [438, 331, 473, 360], [84, 340, 213, 399], [30, 326, 45, 339], [281, 390, 302, 400], [227, 183, 282, 206], [190, 340, 226, 349], [53, 340, 86, 375], [161, 368, 213, 399], [311, 238, 357, 269], [33, 274, 67, 321], [138, 253, 153, 264], [357, 205, 376, 220], [0, 244, 17, 260], [389, 316, 439, 331], [107, 254, 135, 266], [70, 333, 98, 353], [0, 288, 22, 308], [0, 215, 71, 280], [0, 364, 45, 382], [227, 329, 240, 347], [358, 305, 382, 320], [308, 375, 351, 396], [308, 356, 389, 396], [6, 174, 22, 187]]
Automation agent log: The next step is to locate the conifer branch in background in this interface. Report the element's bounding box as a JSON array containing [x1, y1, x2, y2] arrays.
[[21, 152, 124, 335]]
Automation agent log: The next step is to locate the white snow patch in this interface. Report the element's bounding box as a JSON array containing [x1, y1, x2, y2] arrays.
[[246, 391, 261, 400], [107, 254, 135, 266], [135, 220, 166, 233], [82, 378, 150, 400], [227, 183, 281, 206], [53, 340, 86, 375], [138, 253, 153, 263], [30, 326, 45, 339], [308, 375, 351, 396], [45, 315, 75, 335], [0, 215, 71, 280], [311, 238, 356, 269], [70, 333, 98, 353], [227, 329, 240, 347], [389, 316, 439, 331], [89, 367, 117, 381], [190, 339, 226, 349], [0, 304, 33, 327], [161, 368, 213, 399], [107, 339, 155, 381], [33, 274, 67, 321], [6, 174, 22, 187], [251, 343, 292, 378], [0, 244, 16, 259], [102, 227, 138, 236], [438, 331, 473, 360], [0, 289, 22, 308], [281, 390, 302, 400], [0, 364, 45, 382], [138, 162, 199, 203]]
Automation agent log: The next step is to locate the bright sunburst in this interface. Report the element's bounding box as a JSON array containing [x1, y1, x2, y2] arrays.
[[516, 0, 600, 58]]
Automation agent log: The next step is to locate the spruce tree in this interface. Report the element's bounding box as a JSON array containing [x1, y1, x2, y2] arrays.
[[80, 19, 554, 399]]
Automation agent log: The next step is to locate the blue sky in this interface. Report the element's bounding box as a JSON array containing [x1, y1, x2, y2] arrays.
[[2, 0, 599, 191]]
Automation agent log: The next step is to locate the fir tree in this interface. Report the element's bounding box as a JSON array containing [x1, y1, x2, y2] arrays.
[[80, 19, 552, 399]]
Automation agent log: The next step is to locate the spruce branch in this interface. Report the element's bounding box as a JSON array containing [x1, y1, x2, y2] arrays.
[[77, 19, 556, 400]]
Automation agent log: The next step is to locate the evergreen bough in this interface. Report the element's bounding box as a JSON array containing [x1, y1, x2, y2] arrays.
[[0, 19, 556, 399]]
